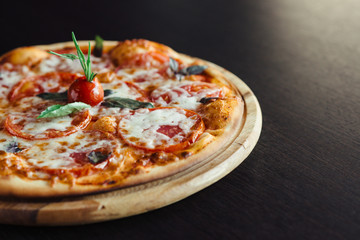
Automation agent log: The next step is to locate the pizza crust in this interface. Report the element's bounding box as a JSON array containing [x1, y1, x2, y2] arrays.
[[0, 40, 244, 198]]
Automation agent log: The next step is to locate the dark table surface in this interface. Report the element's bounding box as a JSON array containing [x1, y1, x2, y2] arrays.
[[1, 0, 359, 239]]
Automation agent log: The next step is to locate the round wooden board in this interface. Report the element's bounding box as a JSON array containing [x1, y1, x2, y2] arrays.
[[0, 57, 262, 226]]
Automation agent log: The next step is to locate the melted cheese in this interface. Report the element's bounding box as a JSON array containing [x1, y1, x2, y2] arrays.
[[116, 68, 169, 88], [0, 64, 32, 100], [151, 81, 221, 110], [89, 105, 122, 118], [102, 81, 143, 100], [0, 132, 32, 152], [38, 55, 112, 74], [24, 131, 122, 169], [119, 108, 196, 149], [22, 116, 73, 136]]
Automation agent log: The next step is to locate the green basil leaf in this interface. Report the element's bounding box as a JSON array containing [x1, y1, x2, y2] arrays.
[[48, 51, 79, 61], [101, 97, 154, 110], [37, 102, 91, 119], [168, 58, 207, 81], [5, 140, 23, 153], [180, 65, 208, 76], [199, 97, 219, 104], [88, 151, 111, 164], [169, 57, 179, 72], [94, 35, 103, 57], [36, 91, 68, 101], [103, 89, 115, 97]]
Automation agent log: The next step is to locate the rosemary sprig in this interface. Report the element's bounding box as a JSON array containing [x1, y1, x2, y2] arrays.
[[48, 32, 97, 82]]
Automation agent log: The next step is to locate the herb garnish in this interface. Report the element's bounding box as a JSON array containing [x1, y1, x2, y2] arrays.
[[37, 102, 91, 119], [36, 91, 68, 101], [103, 89, 115, 97], [88, 151, 111, 165], [169, 57, 208, 81], [199, 97, 220, 104], [101, 97, 154, 110], [5, 140, 23, 153], [93, 35, 104, 58], [49, 32, 97, 82]]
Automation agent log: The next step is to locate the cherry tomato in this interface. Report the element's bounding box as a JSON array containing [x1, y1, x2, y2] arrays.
[[68, 76, 104, 106]]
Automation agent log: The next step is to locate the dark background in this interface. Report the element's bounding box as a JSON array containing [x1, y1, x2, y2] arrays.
[[1, 0, 359, 239]]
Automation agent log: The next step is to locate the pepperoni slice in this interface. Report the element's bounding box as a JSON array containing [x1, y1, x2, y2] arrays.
[[118, 107, 205, 152], [150, 82, 225, 109], [8, 72, 78, 101], [5, 110, 91, 140]]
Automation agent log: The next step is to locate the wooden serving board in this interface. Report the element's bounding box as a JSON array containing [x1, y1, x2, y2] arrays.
[[0, 60, 262, 226]]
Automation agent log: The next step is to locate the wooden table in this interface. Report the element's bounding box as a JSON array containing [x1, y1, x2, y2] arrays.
[[0, 0, 359, 239]]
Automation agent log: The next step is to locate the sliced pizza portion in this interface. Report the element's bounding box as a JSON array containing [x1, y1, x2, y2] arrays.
[[8, 72, 78, 101], [118, 107, 205, 152], [23, 130, 120, 173], [150, 81, 227, 110], [5, 108, 91, 140], [0, 130, 123, 184]]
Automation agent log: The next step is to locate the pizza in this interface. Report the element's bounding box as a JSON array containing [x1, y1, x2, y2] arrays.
[[0, 33, 244, 197]]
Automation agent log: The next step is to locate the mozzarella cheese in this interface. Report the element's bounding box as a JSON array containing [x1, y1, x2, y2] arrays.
[[151, 81, 222, 110], [0, 64, 32, 101], [119, 108, 197, 149], [25, 131, 114, 169], [38, 55, 112, 74], [116, 68, 170, 88], [22, 115, 74, 136], [101, 81, 144, 100]]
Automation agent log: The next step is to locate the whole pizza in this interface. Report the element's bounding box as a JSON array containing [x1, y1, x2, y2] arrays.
[[0, 33, 244, 197]]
